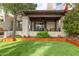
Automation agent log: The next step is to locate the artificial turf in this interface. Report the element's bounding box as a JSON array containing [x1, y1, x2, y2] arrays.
[[0, 41, 79, 56]]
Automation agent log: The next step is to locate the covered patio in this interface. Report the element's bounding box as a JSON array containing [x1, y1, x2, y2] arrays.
[[21, 10, 66, 37]]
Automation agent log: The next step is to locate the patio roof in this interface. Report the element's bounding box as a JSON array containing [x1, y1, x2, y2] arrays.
[[22, 10, 66, 15], [21, 10, 66, 18]]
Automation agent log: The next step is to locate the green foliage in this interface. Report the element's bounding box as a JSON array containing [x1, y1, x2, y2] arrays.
[[63, 11, 79, 34], [75, 3, 79, 11], [36, 31, 50, 38], [15, 35, 23, 38], [1, 3, 37, 14]]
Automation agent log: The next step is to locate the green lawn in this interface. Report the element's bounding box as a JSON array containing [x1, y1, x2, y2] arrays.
[[0, 41, 79, 56]]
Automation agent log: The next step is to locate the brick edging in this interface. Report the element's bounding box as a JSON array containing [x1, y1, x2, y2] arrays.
[[2, 37, 79, 47], [66, 38, 79, 47]]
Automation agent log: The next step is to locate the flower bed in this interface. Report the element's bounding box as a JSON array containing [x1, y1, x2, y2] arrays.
[[2, 38, 14, 42], [2, 37, 66, 42], [22, 37, 66, 41]]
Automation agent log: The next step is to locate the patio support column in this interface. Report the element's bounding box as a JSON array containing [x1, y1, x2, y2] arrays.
[[59, 16, 66, 37], [55, 20, 57, 31], [22, 16, 29, 37], [60, 17, 64, 32], [56, 20, 60, 31]]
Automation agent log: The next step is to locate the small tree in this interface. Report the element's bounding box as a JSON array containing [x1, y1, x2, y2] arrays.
[[63, 11, 79, 40], [1, 3, 36, 40]]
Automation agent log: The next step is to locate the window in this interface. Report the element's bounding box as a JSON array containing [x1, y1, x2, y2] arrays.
[[10, 20, 22, 31], [56, 3, 63, 10], [0, 28, 4, 35], [16, 20, 22, 31], [0, 19, 3, 22], [34, 22, 45, 31]]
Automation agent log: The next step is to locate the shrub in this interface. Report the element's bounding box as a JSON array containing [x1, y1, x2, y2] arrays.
[[36, 31, 50, 38], [63, 11, 79, 40], [63, 11, 79, 34], [15, 35, 23, 38]]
